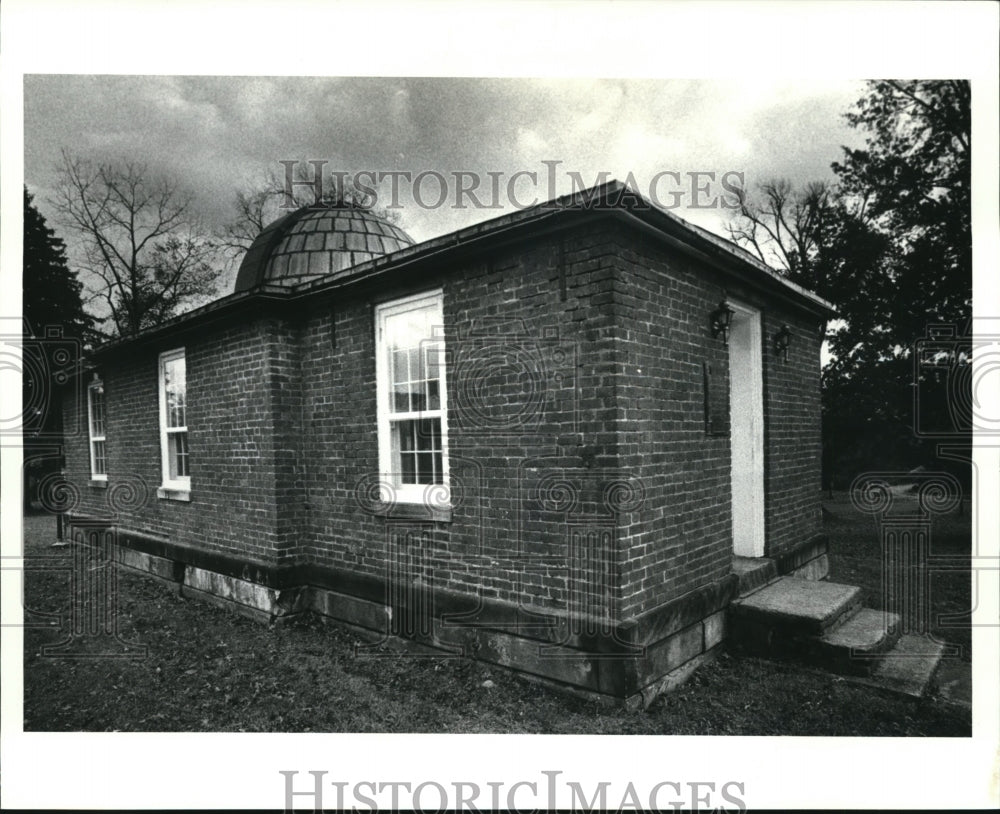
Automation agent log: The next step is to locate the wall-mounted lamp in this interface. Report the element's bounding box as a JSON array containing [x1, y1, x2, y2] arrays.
[[774, 323, 792, 362], [710, 299, 735, 344]]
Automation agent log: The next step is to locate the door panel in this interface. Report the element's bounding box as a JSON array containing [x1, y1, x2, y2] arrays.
[[729, 303, 765, 557]]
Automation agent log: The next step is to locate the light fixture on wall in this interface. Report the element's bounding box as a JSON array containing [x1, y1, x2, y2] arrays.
[[774, 323, 792, 362], [710, 299, 735, 344]]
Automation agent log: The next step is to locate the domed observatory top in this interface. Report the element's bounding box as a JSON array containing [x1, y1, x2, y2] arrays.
[[233, 203, 415, 292]]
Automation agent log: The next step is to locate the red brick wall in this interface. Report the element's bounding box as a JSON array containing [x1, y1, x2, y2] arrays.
[[761, 308, 824, 559], [296, 226, 625, 621], [62, 318, 299, 566], [61, 214, 824, 628], [266, 319, 307, 560], [607, 221, 824, 617], [608, 224, 734, 618]]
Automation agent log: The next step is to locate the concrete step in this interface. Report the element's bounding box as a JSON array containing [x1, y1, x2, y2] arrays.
[[933, 658, 972, 708], [812, 608, 902, 675], [731, 556, 779, 596], [729, 576, 862, 639], [865, 634, 946, 697], [727, 575, 945, 698]]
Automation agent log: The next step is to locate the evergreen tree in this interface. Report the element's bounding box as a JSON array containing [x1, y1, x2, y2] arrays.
[[23, 186, 92, 342], [22, 186, 94, 510]]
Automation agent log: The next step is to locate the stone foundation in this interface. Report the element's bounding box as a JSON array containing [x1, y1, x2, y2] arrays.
[[65, 515, 740, 705]]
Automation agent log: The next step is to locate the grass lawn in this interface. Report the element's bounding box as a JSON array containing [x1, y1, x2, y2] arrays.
[[21, 497, 971, 735]]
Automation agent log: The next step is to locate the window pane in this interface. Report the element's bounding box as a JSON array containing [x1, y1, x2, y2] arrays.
[[177, 432, 189, 477], [389, 343, 431, 413], [400, 451, 416, 483], [90, 385, 105, 437], [414, 450, 442, 485], [168, 431, 189, 479], [393, 385, 411, 413], [417, 417, 440, 449], [392, 349, 409, 390], [164, 356, 186, 428], [391, 418, 442, 485], [410, 347, 423, 382], [426, 380, 440, 411], [380, 294, 445, 495], [397, 418, 439, 452], [425, 342, 441, 380], [93, 439, 106, 476], [424, 343, 442, 410], [386, 304, 441, 415], [385, 306, 433, 354], [398, 420, 416, 452]]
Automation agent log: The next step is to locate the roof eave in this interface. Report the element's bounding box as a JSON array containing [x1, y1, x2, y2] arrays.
[[292, 179, 837, 317], [88, 179, 836, 355]]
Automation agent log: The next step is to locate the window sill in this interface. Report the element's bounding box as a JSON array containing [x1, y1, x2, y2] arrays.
[[157, 487, 191, 502], [89, 478, 108, 489], [373, 502, 452, 523]]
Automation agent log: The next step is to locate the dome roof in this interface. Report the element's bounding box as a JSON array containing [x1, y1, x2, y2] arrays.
[[233, 203, 415, 292]]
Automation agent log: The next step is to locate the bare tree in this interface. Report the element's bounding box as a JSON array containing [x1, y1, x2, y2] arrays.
[[217, 170, 288, 261], [51, 150, 221, 337], [219, 166, 404, 264], [725, 178, 835, 288]]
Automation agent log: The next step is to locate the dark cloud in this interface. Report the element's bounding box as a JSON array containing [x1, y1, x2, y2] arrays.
[[24, 76, 866, 246]]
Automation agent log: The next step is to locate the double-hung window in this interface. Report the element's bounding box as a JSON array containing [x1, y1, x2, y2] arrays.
[[158, 348, 190, 493], [87, 379, 107, 481], [375, 290, 449, 505]]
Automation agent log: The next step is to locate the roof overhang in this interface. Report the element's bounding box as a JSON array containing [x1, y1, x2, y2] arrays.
[[89, 179, 836, 359]]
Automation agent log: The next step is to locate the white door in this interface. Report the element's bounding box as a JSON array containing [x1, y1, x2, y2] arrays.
[[728, 302, 765, 557]]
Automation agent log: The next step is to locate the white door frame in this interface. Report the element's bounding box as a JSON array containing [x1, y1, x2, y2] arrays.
[[728, 300, 766, 558]]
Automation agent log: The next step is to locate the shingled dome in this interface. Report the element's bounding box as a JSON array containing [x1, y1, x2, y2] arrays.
[[233, 203, 415, 292]]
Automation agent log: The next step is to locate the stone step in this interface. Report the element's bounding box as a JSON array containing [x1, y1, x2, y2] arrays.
[[865, 634, 946, 697], [812, 608, 902, 675], [731, 556, 779, 596], [933, 658, 972, 708], [726, 575, 945, 698], [729, 576, 863, 638]]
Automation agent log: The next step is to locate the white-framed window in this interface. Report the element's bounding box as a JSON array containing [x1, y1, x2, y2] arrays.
[[158, 348, 190, 493], [375, 290, 449, 505], [87, 379, 107, 480]]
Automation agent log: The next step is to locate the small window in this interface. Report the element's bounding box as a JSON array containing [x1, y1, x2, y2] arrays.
[[87, 380, 107, 480], [158, 348, 190, 493], [375, 291, 449, 505]]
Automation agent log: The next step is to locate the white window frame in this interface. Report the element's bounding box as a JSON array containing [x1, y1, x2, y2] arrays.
[[87, 379, 107, 481], [375, 290, 449, 506], [158, 347, 190, 494]]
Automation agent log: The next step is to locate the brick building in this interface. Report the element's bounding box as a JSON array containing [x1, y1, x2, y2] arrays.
[[60, 181, 835, 704]]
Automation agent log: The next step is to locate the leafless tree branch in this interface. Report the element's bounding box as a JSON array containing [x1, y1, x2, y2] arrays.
[[50, 151, 221, 336]]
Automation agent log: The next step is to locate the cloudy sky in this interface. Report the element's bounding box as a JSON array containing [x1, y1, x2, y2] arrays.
[[6, 4, 998, 811], [24, 75, 866, 284]]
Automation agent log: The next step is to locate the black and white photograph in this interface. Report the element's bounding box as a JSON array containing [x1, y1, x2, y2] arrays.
[[2, 1, 997, 811]]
